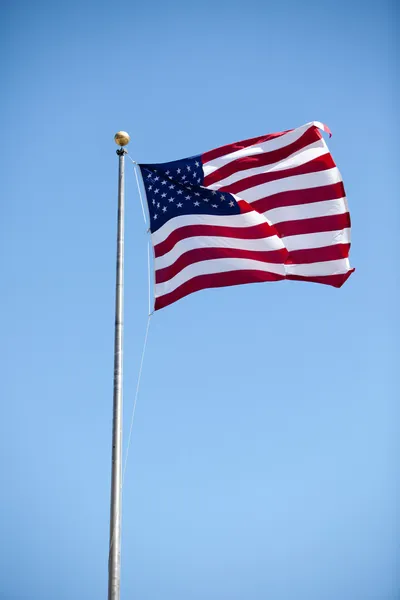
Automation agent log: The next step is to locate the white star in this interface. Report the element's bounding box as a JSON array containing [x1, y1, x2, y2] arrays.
[[161, 192, 167, 198], [203, 198, 209, 202], [194, 201, 200, 206], [154, 188, 159, 194], [177, 202, 183, 208], [152, 199, 156, 205], [195, 161, 200, 167], [177, 189, 183, 195], [220, 194, 225, 200], [162, 206, 167, 213], [185, 195, 191, 200], [182, 175, 186, 180], [166, 170, 170, 175], [154, 176, 159, 181], [212, 191, 217, 195], [169, 184, 175, 189], [177, 168, 181, 174], [148, 185, 153, 190], [212, 204, 218, 208], [168, 197, 174, 203], [194, 192, 200, 196], [147, 173, 152, 179], [192, 172, 197, 177], [229, 201, 235, 207], [161, 180, 167, 185], [197, 178, 201, 183], [186, 165, 191, 171], [157, 202, 160, 208], [154, 214, 158, 220]]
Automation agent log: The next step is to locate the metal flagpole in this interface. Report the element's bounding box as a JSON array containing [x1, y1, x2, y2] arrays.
[[108, 131, 130, 600]]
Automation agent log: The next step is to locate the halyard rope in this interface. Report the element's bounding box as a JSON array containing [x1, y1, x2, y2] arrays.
[[122, 157, 154, 485], [128, 156, 148, 227], [122, 313, 151, 485]]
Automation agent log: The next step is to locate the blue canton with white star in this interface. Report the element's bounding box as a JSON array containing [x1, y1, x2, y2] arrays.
[[139, 154, 241, 233]]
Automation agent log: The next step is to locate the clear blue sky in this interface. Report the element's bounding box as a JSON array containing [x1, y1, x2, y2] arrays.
[[1, 1, 398, 599]]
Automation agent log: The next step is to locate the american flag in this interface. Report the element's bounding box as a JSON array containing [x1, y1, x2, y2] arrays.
[[139, 121, 353, 311]]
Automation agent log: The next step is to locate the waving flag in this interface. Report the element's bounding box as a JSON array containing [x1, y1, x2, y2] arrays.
[[139, 122, 353, 311]]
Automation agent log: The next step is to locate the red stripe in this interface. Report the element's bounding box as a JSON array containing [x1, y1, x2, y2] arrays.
[[237, 199, 255, 213], [154, 221, 279, 258], [320, 123, 332, 137], [275, 212, 351, 238], [155, 247, 289, 284], [251, 182, 346, 213], [155, 265, 355, 310], [286, 269, 354, 288], [155, 270, 285, 310], [287, 243, 351, 265], [203, 127, 321, 187], [220, 153, 336, 195], [202, 129, 292, 164]]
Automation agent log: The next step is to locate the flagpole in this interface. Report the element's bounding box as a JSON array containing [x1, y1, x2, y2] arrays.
[[108, 131, 130, 600]]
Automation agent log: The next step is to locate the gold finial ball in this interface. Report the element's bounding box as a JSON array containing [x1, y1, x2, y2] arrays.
[[114, 131, 130, 146]]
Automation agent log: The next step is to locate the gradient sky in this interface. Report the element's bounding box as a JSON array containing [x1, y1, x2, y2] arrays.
[[1, 1, 398, 599]]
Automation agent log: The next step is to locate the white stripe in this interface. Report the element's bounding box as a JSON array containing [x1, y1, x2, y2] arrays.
[[202, 121, 324, 174], [264, 198, 348, 225], [284, 228, 351, 251], [285, 258, 351, 277], [206, 139, 329, 189], [312, 121, 328, 134], [152, 209, 269, 246], [155, 234, 285, 270], [228, 167, 342, 203], [155, 258, 286, 297]]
